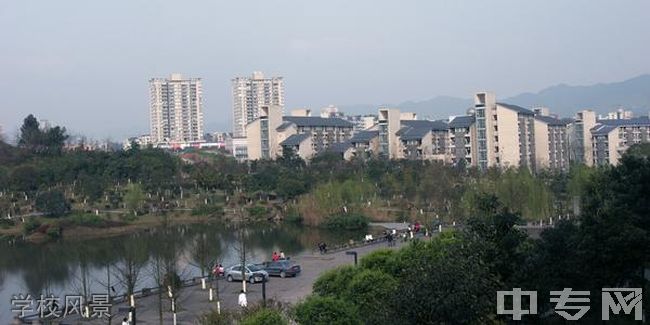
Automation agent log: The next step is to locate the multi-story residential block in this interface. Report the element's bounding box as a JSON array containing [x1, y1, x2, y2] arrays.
[[533, 115, 571, 171], [397, 120, 449, 161], [591, 116, 650, 166], [149, 74, 204, 145], [569, 110, 597, 166], [448, 115, 477, 167], [473, 92, 536, 170], [226, 137, 248, 161], [245, 107, 354, 160], [246, 105, 283, 160], [232, 71, 284, 137]]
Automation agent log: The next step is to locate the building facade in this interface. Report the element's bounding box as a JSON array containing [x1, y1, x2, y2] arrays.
[[232, 71, 284, 137], [591, 117, 650, 166], [149, 74, 203, 145]]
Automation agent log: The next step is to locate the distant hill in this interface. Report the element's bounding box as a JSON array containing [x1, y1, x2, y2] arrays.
[[505, 74, 650, 116], [340, 74, 650, 119]]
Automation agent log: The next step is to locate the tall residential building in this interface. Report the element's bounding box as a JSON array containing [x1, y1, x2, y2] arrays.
[[149, 73, 204, 145], [570, 110, 597, 166], [232, 71, 284, 137], [474, 92, 536, 170]]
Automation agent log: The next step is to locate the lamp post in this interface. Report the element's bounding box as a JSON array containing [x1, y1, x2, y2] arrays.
[[346, 251, 358, 266]]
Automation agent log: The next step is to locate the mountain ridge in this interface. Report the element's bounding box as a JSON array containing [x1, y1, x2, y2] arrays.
[[339, 74, 650, 119]]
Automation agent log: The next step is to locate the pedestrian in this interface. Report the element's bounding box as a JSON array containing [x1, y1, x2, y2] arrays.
[[272, 251, 279, 261], [122, 317, 130, 325], [218, 263, 224, 276], [238, 290, 248, 308], [279, 251, 285, 259]]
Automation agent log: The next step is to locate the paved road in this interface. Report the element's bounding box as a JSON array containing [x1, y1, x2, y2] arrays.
[[56, 237, 417, 324]]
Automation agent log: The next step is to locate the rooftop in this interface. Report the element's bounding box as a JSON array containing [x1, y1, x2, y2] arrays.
[[497, 102, 535, 115], [327, 141, 353, 153], [535, 115, 571, 126], [282, 116, 354, 128], [280, 133, 311, 146], [350, 130, 379, 143], [448, 115, 475, 128]]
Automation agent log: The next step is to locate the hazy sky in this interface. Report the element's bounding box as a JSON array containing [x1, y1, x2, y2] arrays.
[[1, 0, 649, 140]]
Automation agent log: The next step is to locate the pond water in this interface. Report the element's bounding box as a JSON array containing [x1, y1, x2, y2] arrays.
[[0, 221, 363, 323]]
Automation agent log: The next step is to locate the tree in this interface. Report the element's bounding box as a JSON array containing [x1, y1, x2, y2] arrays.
[[18, 114, 41, 149], [18, 114, 68, 155], [344, 269, 398, 324], [392, 239, 501, 324], [124, 183, 145, 214], [35, 189, 70, 217], [293, 296, 361, 325]]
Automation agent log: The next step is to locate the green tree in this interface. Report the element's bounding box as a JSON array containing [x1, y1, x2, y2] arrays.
[[35, 189, 70, 217], [344, 269, 398, 324], [124, 183, 145, 214]]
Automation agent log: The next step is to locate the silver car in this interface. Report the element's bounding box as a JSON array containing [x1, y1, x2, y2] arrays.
[[224, 264, 269, 283]]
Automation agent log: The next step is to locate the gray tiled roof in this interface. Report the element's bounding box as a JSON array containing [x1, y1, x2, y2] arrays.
[[590, 124, 617, 136], [398, 126, 431, 141], [597, 116, 650, 127], [283, 116, 354, 128], [280, 133, 311, 146], [276, 121, 294, 131], [327, 141, 353, 153], [448, 115, 475, 128], [350, 130, 379, 143], [396, 119, 449, 140], [535, 115, 570, 126], [497, 102, 535, 115]]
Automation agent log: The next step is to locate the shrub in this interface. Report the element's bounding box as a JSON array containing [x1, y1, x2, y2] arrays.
[[359, 249, 397, 274], [322, 213, 368, 230], [22, 219, 41, 234], [293, 296, 361, 325], [68, 213, 105, 227], [247, 205, 268, 219], [241, 308, 287, 325], [284, 211, 303, 224], [345, 269, 398, 324], [313, 266, 359, 298], [46, 226, 61, 239]]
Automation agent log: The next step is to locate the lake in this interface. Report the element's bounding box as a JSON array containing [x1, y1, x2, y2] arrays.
[[0, 221, 363, 323]]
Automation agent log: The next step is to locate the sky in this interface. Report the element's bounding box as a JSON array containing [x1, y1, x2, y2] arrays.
[[1, 0, 649, 140]]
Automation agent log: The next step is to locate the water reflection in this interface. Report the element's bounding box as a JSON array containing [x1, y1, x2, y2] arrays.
[[0, 221, 360, 320]]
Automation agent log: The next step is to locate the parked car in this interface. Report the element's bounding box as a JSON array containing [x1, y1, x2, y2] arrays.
[[259, 260, 301, 278], [224, 264, 269, 283]]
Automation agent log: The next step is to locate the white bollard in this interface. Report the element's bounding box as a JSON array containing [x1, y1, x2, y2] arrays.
[[452, 221, 456, 226], [438, 224, 442, 232], [201, 278, 206, 290], [217, 301, 221, 314], [209, 288, 213, 301]]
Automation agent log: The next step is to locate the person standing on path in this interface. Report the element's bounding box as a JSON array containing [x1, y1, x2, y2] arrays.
[[238, 290, 248, 308]]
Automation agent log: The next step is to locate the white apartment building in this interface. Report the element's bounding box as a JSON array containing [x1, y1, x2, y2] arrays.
[[232, 71, 284, 137], [474, 92, 536, 170], [149, 73, 204, 145]]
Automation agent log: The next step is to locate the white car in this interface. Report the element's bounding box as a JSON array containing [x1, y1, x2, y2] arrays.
[[225, 264, 269, 283]]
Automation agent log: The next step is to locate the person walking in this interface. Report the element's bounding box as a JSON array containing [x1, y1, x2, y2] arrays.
[[238, 290, 248, 308], [122, 317, 130, 325], [279, 251, 286, 259], [272, 251, 279, 261]]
